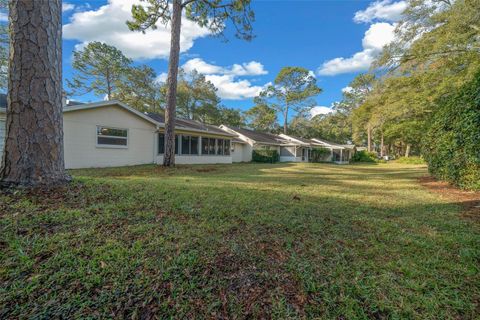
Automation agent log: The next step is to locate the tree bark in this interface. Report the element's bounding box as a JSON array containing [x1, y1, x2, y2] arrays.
[[163, 0, 182, 166], [283, 105, 289, 134], [405, 144, 411, 157], [367, 125, 372, 152], [0, 0, 69, 188], [380, 133, 384, 158]]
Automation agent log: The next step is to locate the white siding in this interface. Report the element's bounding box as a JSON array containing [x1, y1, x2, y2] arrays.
[[0, 113, 5, 157], [63, 105, 156, 169], [232, 142, 252, 162]]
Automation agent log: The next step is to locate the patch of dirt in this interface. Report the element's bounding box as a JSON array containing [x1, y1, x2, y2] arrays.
[[419, 176, 480, 220], [196, 167, 218, 173]]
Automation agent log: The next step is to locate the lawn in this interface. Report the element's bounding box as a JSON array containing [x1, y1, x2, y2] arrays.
[[1, 162, 478, 319]]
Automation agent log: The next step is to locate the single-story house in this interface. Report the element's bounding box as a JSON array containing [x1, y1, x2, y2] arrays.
[[310, 138, 355, 164], [1, 100, 239, 169], [0, 98, 357, 168]]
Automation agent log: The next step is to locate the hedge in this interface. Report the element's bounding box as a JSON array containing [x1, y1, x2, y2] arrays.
[[310, 147, 331, 162], [351, 150, 377, 163], [252, 149, 280, 163], [422, 71, 480, 190]]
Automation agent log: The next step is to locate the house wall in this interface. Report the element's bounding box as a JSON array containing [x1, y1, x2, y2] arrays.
[[63, 105, 156, 169], [0, 112, 5, 158], [232, 143, 249, 162]]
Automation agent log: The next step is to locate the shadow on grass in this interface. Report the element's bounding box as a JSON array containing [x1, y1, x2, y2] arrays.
[[1, 163, 478, 319]]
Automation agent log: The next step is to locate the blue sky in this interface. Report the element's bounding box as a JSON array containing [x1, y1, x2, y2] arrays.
[[61, 0, 405, 117]]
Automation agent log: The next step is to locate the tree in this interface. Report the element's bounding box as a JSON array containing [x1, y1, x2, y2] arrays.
[[113, 65, 164, 112], [244, 101, 278, 132], [175, 70, 220, 121], [128, 0, 254, 166], [257, 67, 321, 134], [68, 41, 132, 100], [0, 0, 69, 187], [216, 106, 245, 127]]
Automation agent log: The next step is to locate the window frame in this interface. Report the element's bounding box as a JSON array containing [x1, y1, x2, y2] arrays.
[[96, 125, 129, 149]]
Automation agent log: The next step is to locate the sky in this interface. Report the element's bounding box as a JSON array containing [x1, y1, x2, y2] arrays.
[[61, 0, 406, 118]]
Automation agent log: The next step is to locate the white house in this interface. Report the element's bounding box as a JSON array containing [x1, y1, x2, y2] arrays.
[[1, 100, 238, 169], [0, 99, 356, 168]]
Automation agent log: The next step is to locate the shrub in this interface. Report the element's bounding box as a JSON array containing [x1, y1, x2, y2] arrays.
[[422, 70, 480, 190], [352, 150, 377, 163], [396, 156, 425, 165], [310, 147, 331, 163], [252, 149, 279, 163]]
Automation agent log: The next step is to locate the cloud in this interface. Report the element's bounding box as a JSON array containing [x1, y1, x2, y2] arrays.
[[354, 0, 407, 23], [317, 22, 395, 76], [63, 0, 211, 60], [310, 106, 334, 118], [181, 58, 269, 100], [182, 58, 268, 76], [155, 72, 168, 84], [63, 2, 76, 12]]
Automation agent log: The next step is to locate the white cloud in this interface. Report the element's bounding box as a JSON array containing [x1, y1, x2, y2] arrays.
[[155, 72, 168, 84], [310, 106, 334, 118], [354, 0, 407, 23], [182, 58, 267, 76], [63, 0, 211, 60], [63, 2, 76, 12], [317, 22, 395, 76], [181, 58, 268, 100]]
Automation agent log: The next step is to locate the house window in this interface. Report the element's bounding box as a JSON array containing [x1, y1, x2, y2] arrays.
[[202, 137, 209, 155], [224, 140, 231, 155], [97, 126, 128, 147], [209, 138, 216, 155], [158, 133, 178, 154], [181, 135, 199, 155], [217, 139, 224, 155], [201, 137, 219, 155]]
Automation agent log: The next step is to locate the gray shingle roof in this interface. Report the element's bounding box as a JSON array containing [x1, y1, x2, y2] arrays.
[[145, 112, 233, 136], [226, 126, 289, 145]]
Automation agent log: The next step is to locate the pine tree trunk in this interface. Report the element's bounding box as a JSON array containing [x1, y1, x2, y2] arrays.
[[163, 0, 182, 167], [405, 144, 411, 158], [0, 0, 69, 188], [380, 133, 384, 158], [283, 105, 288, 134], [367, 125, 372, 152]]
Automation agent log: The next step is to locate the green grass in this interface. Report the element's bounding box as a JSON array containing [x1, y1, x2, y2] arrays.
[[1, 162, 478, 319]]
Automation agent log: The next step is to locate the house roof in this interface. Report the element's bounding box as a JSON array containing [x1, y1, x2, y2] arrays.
[[145, 112, 235, 137], [223, 126, 289, 145]]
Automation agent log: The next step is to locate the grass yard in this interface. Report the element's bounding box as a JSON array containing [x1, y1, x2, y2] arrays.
[[1, 162, 479, 319]]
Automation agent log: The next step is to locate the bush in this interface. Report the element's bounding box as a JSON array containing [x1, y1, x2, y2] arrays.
[[422, 71, 480, 190], [310, 147, 331, 163], [352, 150, 377, 163], [396, 156, 425, 165], [252, 149, 279, 163]]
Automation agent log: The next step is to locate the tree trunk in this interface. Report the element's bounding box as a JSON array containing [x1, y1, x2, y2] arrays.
[[283, 105, 289, 134], [405, 144, 411, 158], [0, 0, 69, 188], [380, 133, 384, 158], [163, 0, 182, 166], [367, 125, 372, 152]]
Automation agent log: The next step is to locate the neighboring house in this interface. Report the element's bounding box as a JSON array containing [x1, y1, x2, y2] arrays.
[[310, 138, 355, 163], [219, 125, 289, 162]]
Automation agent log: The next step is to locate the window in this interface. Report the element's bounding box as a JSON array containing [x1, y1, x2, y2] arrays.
[[158, 133, 178, 154], [217, 139, 224, 155], [208, 138, 215, 155], [181, 135, 199, 155], [224, 140, 231, 155], [97, 126, 128, 147], [202, 137, 209, 155]]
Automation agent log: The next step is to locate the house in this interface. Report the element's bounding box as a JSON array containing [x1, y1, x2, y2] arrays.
[[219, 125, 290, 162], [310, 138, 355, 164], [1, 100, 238, 169], [0, 98, 356, 168]]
